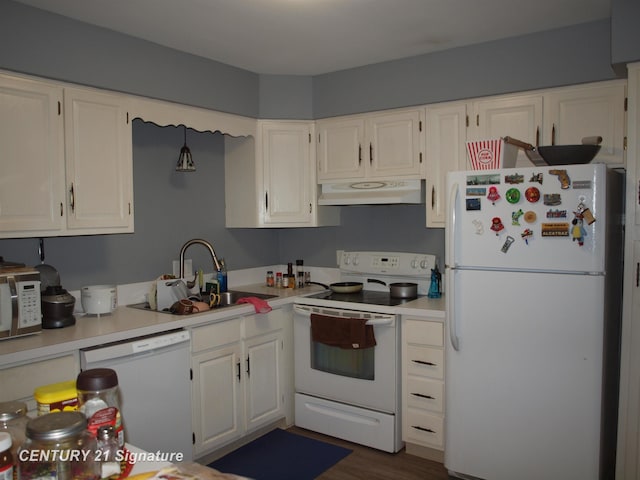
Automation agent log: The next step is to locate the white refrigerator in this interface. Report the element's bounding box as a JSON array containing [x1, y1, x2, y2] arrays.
[[444, 163, 623, 480]]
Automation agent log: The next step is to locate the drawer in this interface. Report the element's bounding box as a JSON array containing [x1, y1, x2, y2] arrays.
[[404, 319, 443, 347], [191, 317, 242, 352], [406, 376, 444, 413], [403, 409, 444, 449], [406, 344, 444, 379]]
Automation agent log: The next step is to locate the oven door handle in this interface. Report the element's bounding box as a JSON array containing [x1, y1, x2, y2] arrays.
[[365, 318, 394, 326]]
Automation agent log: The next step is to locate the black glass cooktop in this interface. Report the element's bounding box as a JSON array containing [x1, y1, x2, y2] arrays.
[[307, 290, 419, 307]]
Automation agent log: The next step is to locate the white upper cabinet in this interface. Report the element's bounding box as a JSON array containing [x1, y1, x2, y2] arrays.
[[543, 80, 626, 166], [0, 74, 65, 235], [316, 116, 365, 181], [225, 120, 340, 228], [0, 72, 133, 238], [470, 93, 544, 168], [316, 107, 424, 182], [425, 102, 468, 228], [64, 87, 133, 232]]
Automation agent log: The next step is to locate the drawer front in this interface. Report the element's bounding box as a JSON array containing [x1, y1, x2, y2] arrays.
[[406, 377, 444, 413], [406, 344, 444, 379], [191, 317, 242, 352], [404, 409, 444, 449], [404, 319, 443, 347]]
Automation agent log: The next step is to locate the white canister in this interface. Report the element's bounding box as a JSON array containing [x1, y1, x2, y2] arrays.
[[81, 285, 117, 314]]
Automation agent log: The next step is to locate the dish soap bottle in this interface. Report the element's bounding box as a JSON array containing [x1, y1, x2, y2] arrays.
[[217, 259, 228, 293], [428, 265, 442, 298]]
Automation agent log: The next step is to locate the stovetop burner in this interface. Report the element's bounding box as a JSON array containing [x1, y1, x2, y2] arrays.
[[307, 290, 420, 307]]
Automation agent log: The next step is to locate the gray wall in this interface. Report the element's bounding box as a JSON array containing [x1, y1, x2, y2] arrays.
[[0, 0, 638, 289]]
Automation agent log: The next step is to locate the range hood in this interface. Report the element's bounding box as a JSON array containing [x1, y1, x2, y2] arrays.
[[317, 179, 424, 205]]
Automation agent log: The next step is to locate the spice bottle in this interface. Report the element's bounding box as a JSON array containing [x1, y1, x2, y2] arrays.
[[96, 425, 120, 479], [275, 272, 283, 288], [0, 432, 12, 480], [76, 369, 124, 448], [18, 411, 100, 480], [266, 271, 274, 287], [217, 259, 228, 293], [0, 401, 30, 472], [296, 260, 304, 288]]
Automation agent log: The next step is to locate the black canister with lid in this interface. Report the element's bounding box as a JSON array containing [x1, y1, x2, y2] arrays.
[[76, 369, 124, 448], [18, 411, 99, 480]]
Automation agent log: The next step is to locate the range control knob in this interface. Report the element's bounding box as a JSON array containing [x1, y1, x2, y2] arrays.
[[343, 254, 352, 265], [411, 259, 420, 269], [420, 259, 430, 269], [352, 255, 360, 266]]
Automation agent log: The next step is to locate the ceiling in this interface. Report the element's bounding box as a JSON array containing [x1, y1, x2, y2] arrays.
[[14, 0, 611, 76]]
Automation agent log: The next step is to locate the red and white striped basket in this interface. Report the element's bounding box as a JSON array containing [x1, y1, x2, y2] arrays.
[[466, 138, 517, 170]]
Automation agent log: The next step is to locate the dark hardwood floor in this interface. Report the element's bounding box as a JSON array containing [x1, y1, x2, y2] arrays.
[[287, 426, 451, 480]]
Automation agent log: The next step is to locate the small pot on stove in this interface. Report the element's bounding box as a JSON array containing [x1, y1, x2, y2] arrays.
[[41, 285, 76, 328]]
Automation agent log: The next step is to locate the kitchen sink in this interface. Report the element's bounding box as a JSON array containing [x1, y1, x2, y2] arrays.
[[127, 290, 278, 315]]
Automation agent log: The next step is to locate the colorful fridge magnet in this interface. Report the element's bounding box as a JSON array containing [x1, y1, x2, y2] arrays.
[[543, 194, 562, 206], [549, 169, 571, 189], [524, 211, 537, 223], [505, 188, 520, 204], [571, 213, 587, 246], [529, 173, 543, 184], [472, 219, 484, 235], [505, 173, 524, 184], [466, 198, 481, 211], [511, 209, 524, 225], [525, 186, 540, 203], [500, 235, 515, 253], [487, 186, 501, 205], [541, 222, 570, 237], [576, 196, 596, 225], [490, 217, 504, 235], [521, 228, 534, 244], [546, 209, 567, 218]]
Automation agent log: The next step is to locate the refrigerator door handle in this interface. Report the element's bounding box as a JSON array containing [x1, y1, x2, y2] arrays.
[[446, 182, 460, 351]]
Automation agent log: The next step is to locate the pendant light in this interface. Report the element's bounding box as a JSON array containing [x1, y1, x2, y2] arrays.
[[176, 125, 195, 172]]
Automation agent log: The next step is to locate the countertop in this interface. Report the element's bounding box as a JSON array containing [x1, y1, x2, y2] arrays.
[[0, 283, 445, 368]]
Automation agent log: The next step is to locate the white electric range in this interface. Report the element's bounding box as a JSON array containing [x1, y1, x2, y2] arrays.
[[293, 251, 437, 452]]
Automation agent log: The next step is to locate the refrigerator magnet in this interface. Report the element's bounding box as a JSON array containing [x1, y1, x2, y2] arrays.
[[521, 229, 534, 245], [466, 198, 481, 211], [506, 188, 521, 204], [500, 235, 515, 253], [487, 186, 501, 205], [512, 209, 524, 225], [525, 186, 541, 203], [529, 173, 544, 184], [505, 173, 524, 184], [541, 222, 570, 237], [524, 211, 537, 223], [490, 217, 505, 235]]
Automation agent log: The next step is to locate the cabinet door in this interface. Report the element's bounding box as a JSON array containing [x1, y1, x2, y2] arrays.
[[261, 122, 313, 225], [316, 116, 365, 181], [244, 330, 283, 432], [191, 343, 243, 456], [366, 109, 424, 177], [425, 102, 467, 227], [544, 81, 626, 166], [64, 88, 133, 232], [0, 74, 65, 236], [472, 94, 543, 168]]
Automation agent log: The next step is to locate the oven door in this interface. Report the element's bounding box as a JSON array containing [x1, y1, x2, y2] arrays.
[[293, 304, 398, 413]]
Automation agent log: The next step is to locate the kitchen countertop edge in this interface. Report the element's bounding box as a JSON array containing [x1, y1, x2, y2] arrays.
[[0, 285, 445, 367]]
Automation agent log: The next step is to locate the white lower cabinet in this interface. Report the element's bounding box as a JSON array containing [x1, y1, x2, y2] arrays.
[[401, 316, 445, 460], [190, 310, 287, 457]]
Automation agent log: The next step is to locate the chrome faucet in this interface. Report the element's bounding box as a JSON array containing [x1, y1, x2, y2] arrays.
[[179, 239, 222, 288]]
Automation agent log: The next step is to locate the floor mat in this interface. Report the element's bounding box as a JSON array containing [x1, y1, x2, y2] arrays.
[[207, 428, 352, 480]]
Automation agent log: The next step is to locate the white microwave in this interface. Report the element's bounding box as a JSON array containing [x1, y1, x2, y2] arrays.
[[0, 267, 41, 340]]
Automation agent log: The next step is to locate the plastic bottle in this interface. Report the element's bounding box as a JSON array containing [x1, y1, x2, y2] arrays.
[[0, 432, 13, 480], [296, 260, 304, 288], [217, 259, 228, 293], [76, 368, 125, 448]]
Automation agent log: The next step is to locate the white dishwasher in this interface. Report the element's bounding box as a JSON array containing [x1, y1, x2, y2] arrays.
[[80, 329, 193, 461]]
